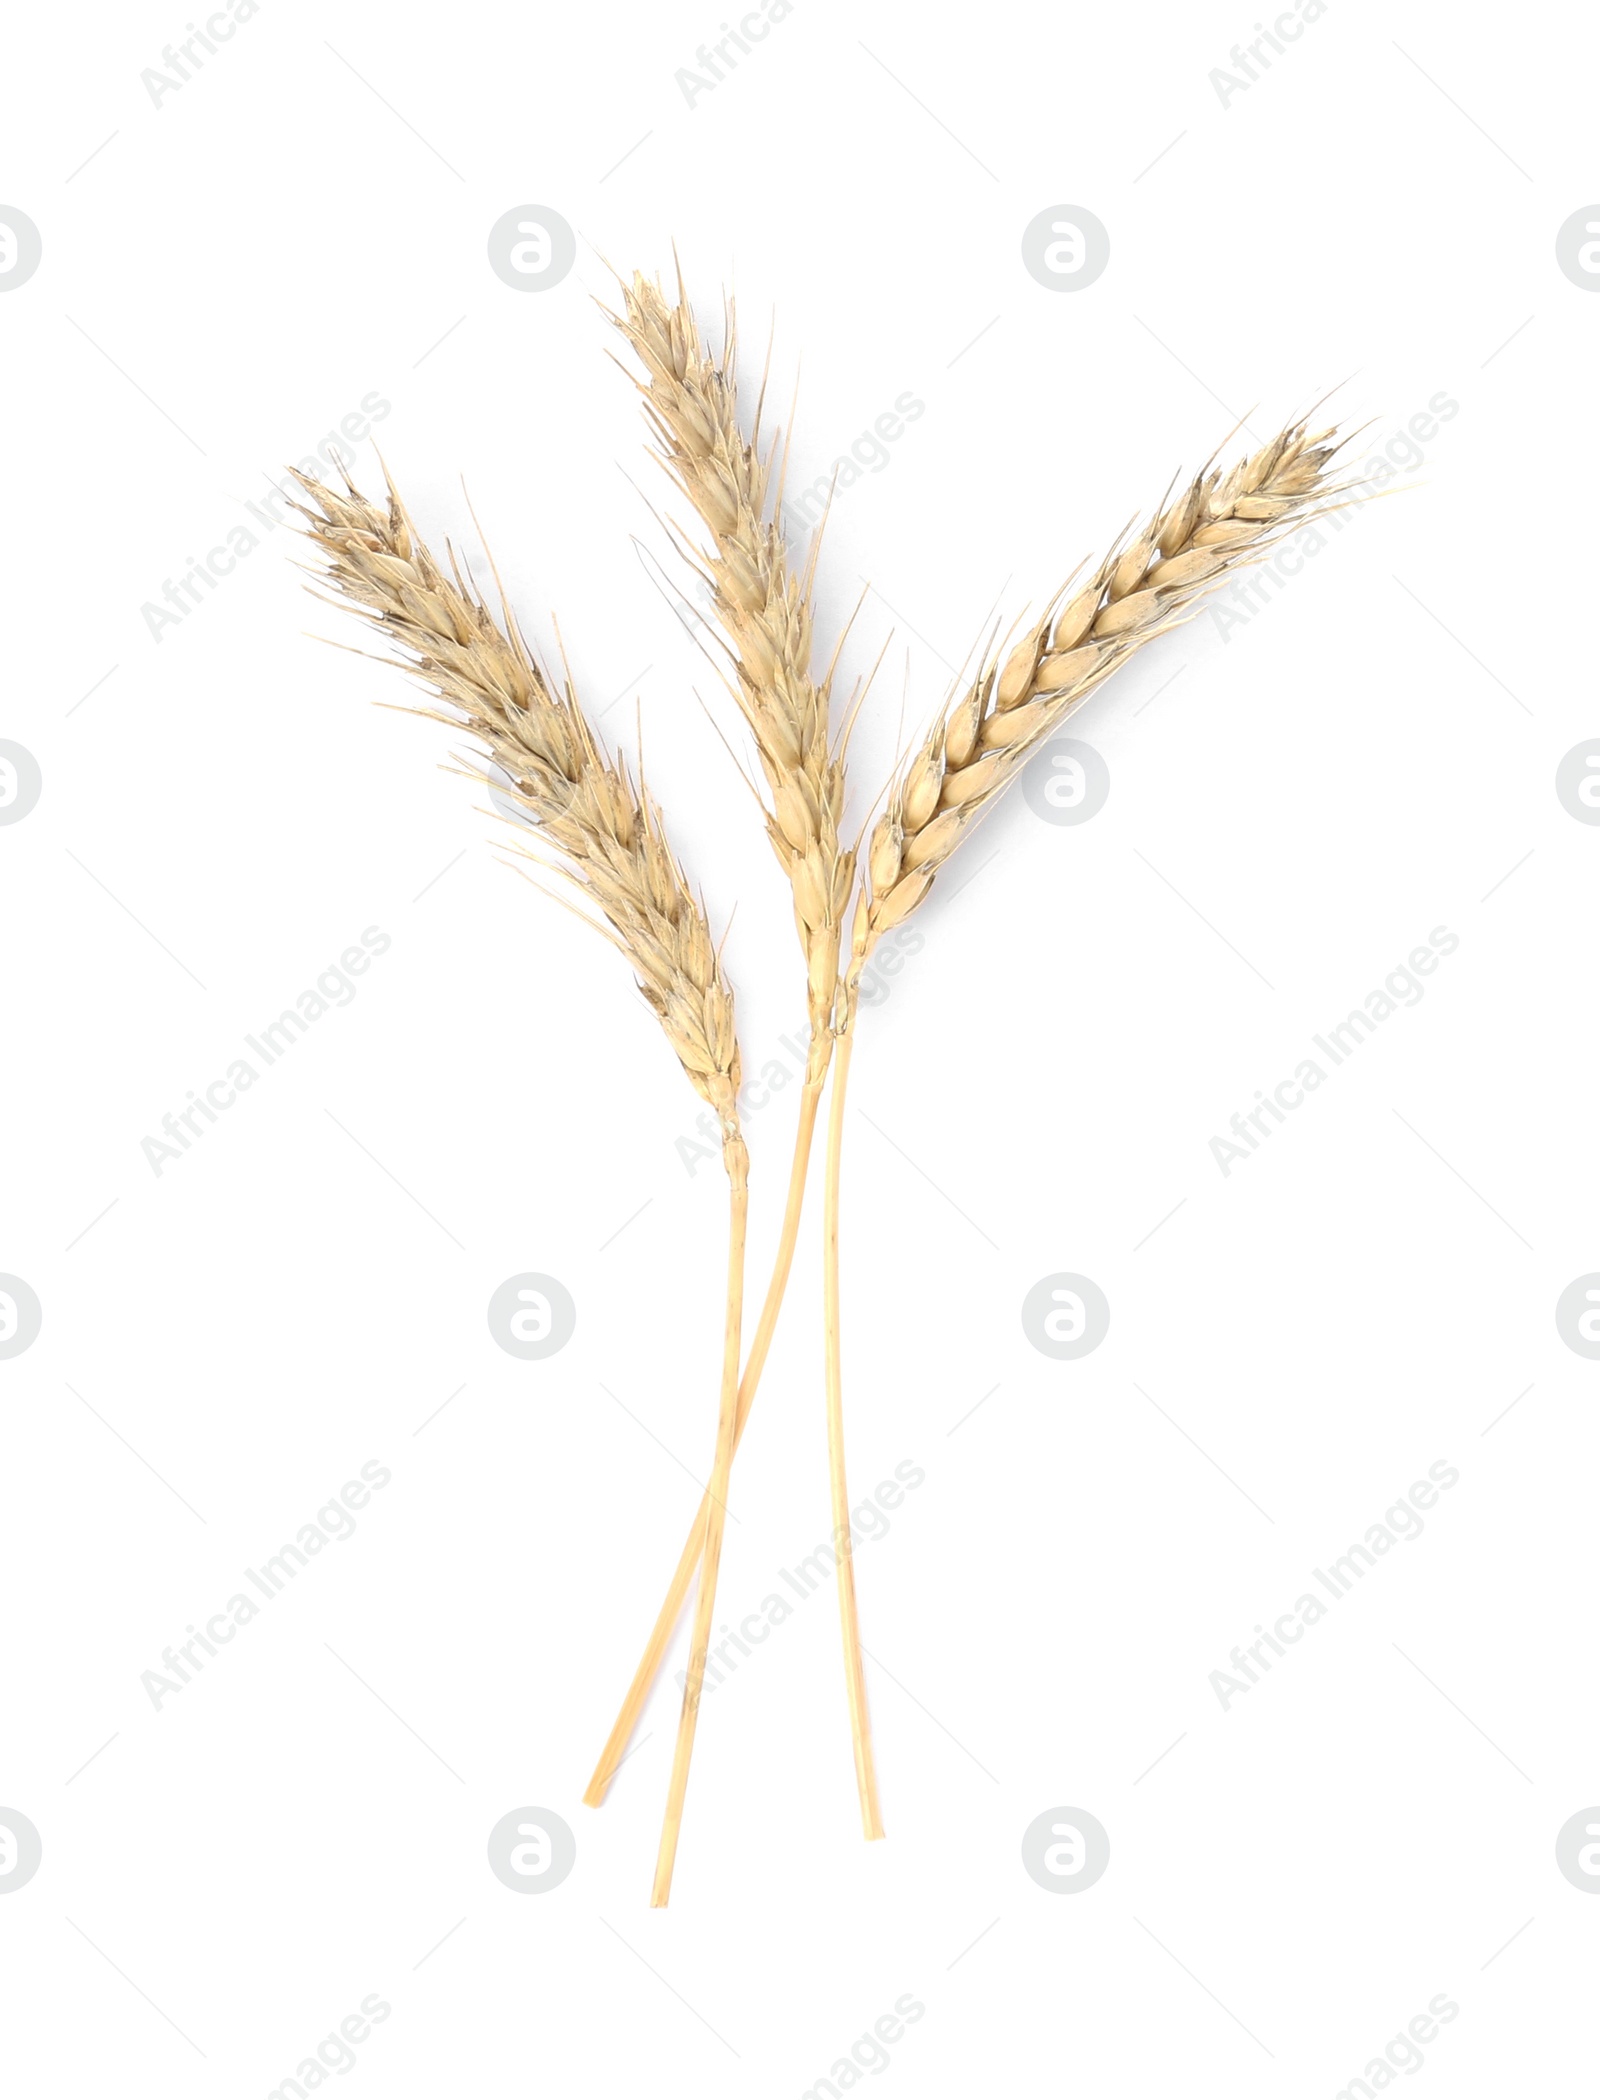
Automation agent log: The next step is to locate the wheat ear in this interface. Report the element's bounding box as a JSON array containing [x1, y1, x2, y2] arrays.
[[847, 416, 1355, 975], [292, 460, 748, 1905], [604, 271, 883, 1836], [611, 268, 854, 1062]]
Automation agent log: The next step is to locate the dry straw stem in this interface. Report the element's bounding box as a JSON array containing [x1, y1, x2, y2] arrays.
[[583, 1074, 821, 1808], [652, 1158, 746, 1904], [598, 268, 883, 1832], [820, 1018, 882, 1836], [293, 460, 749, 1903]]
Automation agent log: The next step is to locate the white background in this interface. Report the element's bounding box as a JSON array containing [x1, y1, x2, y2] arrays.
[[4, 0, 1598, 2092]]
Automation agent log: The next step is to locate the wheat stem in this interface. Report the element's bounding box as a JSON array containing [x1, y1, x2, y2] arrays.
[[821, 1001, 884, 1838], [652, 1142, 749, 1905], [584, 1069, 826, 1805], [295, 459, 754, 1895], [816, 416, 1356, 1836], [612, 272, 880, 1822]]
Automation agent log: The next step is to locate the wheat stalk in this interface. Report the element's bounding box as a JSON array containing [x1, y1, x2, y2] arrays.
[[292, 459, 748, 1904], [814, 423, 1357, 1754], [594, 272, 884, 1836]]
